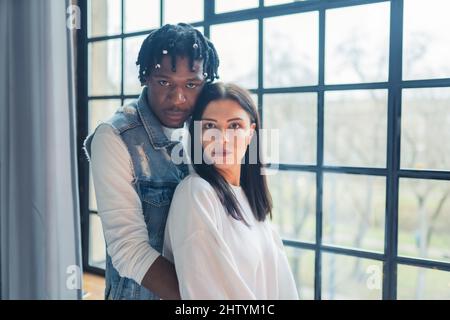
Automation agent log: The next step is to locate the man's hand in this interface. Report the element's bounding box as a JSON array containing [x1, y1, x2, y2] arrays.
[[141, 255, 181, 300]]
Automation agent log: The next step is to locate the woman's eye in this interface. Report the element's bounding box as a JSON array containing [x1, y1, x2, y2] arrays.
[[186, 83, 197, 89], [203, 123, 215, 130], [158, 80, 170, 87], [229, 123, 241, 129]]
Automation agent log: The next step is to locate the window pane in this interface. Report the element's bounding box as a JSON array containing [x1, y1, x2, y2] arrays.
[[123, 98, 138, 106], [89, 214, 106, 269], [88, 40, 122, 96], [284, 247, 315, 300], [88, 99, 121, 135], [324, 90, 387, 168], [210, 20, 258, 89], [325, 2, 390, 84], [401, 88, 450, 171], [398, 178, 450, 263], [164, 0, 203, 24], [124, 35, 147, 95], [265, 0, 312, 6], [264, 12, 318, 88], [323, 173, 386, 252], [215, 0, 259, 13], [322, 253, 382, 299], [88, 0, 121, 38], [249, 94, 258, 110], [397, 265, 450, 300], [263, 93, 317, 165], [194, 26, 204, 34], [403, 0, 450, 80], [268, 171, 316, 243], [124, 0, 159, 33], [123, 98, 139, 105]]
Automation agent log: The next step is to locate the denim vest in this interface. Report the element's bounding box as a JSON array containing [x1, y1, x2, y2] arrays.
[[84, 87, 189, 300]]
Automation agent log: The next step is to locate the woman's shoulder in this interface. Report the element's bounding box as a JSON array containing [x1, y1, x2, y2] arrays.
[[169, 173, 221, 228], [175, 173, 216, 196], [171, 173, 221, 211]]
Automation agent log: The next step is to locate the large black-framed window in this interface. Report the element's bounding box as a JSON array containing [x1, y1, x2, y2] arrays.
[[77, 0, 450, 299]]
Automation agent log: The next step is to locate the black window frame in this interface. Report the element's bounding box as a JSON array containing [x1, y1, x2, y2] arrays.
[[77, 0, 450, 299]]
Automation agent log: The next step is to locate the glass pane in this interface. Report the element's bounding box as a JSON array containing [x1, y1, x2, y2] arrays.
[[264, 12, 318, 87], [215, 0, 259, 13], [403, 0, 450, 80], [250, 93, 258, 107], [323, 173, 386, 252], [210, 20, 258, 89], [401, 88, 450, 171], [263, 93, 317, 165], [284, 247, 315, 300], [164, 0, 203, 24], [123, 98, 139, 106], [88, 40, 122, 96], [398, 178, 450, 263], [88, 0, 121, 38], [325, 2, 390, 84], [123, 98, 139, 105], [322, 253, 382, 300], [397, 265, 450, 300], [268, 171, 316, 243], [88, 99, 121, 135], [124, 35, 147, 95], [195, 26, 204, 34], [265, 0, 311, 6], [124, 0, 159, 33], [324, 90, 387, 168], [89, 214, 106, 269]]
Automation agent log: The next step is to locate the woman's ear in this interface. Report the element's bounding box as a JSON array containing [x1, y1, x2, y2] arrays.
[[250, 122, 256, 133], [247, 123, 256, 144]]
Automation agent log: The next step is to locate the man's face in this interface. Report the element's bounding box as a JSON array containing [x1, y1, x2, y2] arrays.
[[145, 55, 205, 128]]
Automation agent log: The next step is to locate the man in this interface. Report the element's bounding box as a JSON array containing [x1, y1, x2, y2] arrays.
[[84, 23, 219, 300]]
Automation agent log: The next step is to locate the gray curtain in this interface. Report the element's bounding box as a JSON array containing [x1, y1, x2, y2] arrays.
[[0, 0, 82, 299]]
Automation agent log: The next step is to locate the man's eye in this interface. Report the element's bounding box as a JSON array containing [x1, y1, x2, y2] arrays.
[[158, 80, 170, 87], [186, 83, 198, 89]]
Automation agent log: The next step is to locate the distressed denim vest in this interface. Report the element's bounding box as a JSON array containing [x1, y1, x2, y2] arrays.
[[84, 87, 189, 300]]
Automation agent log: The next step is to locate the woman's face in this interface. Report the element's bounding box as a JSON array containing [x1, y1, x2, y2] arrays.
[[200, 99, 256, 170]]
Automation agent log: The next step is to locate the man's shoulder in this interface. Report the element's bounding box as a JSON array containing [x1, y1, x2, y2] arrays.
[[83, 101, 142, 160], [107, 102, 143, 133]]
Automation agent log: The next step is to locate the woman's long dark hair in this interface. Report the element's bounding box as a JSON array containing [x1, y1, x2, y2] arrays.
[[189, 82, 272, 225]]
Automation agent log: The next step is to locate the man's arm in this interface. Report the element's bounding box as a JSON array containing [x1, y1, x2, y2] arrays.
[[90, 124, 180, 299], [141, 256, 180, 300]]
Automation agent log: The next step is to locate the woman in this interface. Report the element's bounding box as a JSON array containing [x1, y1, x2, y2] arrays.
[[163, 82, 298, 299]]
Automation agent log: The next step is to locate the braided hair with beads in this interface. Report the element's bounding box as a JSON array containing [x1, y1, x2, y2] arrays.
[[136, 23, 220, 85]]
